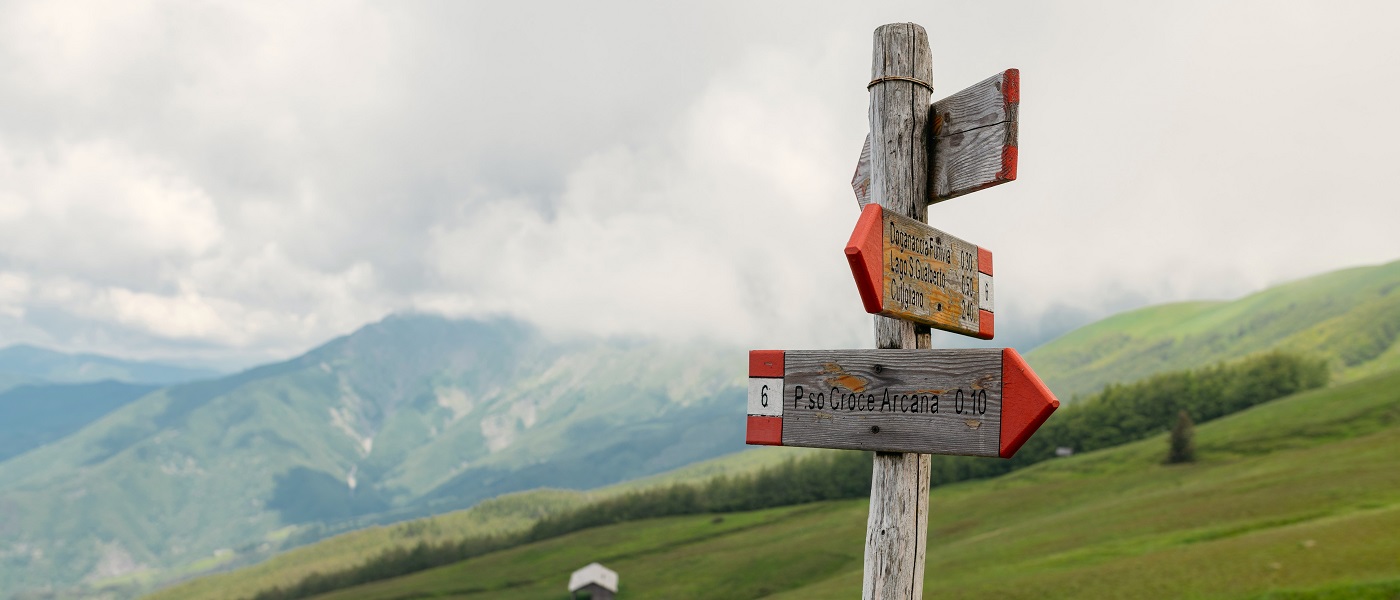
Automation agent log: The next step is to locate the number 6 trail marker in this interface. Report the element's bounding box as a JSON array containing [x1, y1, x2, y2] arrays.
[[746, 348, 1057, 458]]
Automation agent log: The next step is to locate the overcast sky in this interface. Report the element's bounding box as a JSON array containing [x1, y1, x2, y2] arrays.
[[0, 1, 1396, 369]]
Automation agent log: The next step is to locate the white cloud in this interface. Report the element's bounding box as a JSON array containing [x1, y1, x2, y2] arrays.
[[0, 141, 223, 277], [419, 42, 874, 348], [0, 0, 1397, 366]]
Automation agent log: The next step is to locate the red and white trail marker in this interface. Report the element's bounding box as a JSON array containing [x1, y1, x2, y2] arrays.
[[746, 348, 1058, 458], [845, 203, 995, 339]]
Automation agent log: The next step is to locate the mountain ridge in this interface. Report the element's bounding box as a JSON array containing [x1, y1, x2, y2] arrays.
[[0, 344, 222, 391], [0, 314, 747, 596]]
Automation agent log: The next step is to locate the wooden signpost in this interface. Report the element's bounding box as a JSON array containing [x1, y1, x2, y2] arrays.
[[846, 203, 995, 339], [746, 348, 1057, 458], [748, 23, 1053, 600]]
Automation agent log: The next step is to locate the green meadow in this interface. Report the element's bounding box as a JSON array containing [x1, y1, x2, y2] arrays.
[[1027, 260, 1400, 400], [144, 446, 819, 600], [300, 367, 1400, 599]]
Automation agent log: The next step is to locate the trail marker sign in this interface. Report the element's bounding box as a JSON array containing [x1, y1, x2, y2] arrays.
[[746, 348, 1057, 458], [851, 69, 1020, 208], [845, 203, 995, 339], [931, 69, 1019, 202]]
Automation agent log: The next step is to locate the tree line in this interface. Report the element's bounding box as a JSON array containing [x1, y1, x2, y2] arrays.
[[248, 350, 1327, 600]]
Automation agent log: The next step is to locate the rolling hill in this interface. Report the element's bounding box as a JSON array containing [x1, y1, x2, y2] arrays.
[[1026, 259, 1400, 400], [142, 446, 819, 600], [281, 365, 1400, 599]]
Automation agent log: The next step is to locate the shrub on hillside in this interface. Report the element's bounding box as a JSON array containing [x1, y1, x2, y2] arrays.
[[1166, 410, 1196, 464]]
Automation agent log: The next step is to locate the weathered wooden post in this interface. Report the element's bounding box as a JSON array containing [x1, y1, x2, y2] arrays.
[[745, 20, 1054, 600], [864, 22, 934, 600]]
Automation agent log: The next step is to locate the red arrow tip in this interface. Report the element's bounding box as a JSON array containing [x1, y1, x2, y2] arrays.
[[845, 204, 884, 314], [1000, 348, 1059, 458]]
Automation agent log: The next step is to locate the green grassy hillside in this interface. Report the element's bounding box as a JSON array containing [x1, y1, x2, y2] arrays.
[[156, 351, 1328, 600], [142, 446, 818, 600], [305, 366, 1400, 599], [1027, 259, 1400, 400]]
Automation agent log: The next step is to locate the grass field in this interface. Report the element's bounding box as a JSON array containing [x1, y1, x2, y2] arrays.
[[143, 446, 820, 600], [303, 367, 1400, 599]]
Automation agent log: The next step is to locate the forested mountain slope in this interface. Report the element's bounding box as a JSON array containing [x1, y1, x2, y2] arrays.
[[0, 315, 747, 597]]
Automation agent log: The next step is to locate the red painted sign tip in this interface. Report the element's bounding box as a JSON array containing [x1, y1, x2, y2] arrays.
[[978, 310, 995, 340], [746, 415, 783, 446], [845, 204, 884, 314], [999, 348, 1058, 458], [749, 350, 784, 378], [1002, 68, 1020, 105], [997, 145, 1018, 182], [977, 247, 993, 276]]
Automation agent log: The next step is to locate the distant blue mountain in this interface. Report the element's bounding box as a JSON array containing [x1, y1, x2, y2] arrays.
[[0, 344, 222, 390], [0, 380, 158, 461]]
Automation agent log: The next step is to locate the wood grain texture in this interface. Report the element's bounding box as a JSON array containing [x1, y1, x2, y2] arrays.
[[931, 69, 1017, 137], [929, 69, 1019, 203], [879, 209, 983, 337], [862, 23, 929, 598], [864, 451, 926, 600], [779, 349, 1003, 457], [869, 23, 932, 222], [912, 450, 930, 597], [932, 121, 1017, 201], [865, 23, 934, 600], [869, 22, 930, 369]]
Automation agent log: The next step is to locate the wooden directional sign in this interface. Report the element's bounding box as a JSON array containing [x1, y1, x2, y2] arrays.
[[850, 69, 1019, 208], [932, 68, 1019, 203], [845, 203, 995, 339], [746, 348, 1057, 458]]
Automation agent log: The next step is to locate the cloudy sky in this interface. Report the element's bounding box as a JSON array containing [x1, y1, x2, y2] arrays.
[[0, 1, 1396, 369]]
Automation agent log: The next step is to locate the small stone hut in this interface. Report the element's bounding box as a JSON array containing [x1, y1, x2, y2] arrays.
[[568, 562, 618, 600]]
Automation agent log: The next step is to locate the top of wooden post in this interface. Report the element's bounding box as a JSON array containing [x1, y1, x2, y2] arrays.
[[868, 23, 933, 225]]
